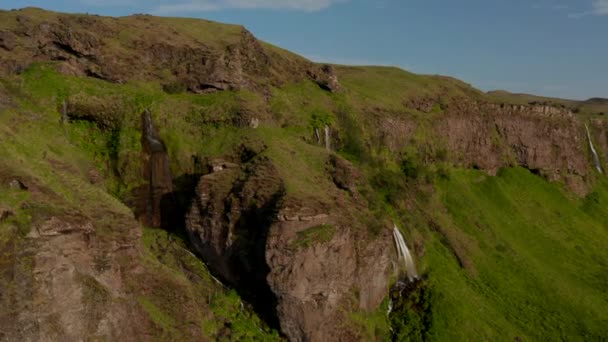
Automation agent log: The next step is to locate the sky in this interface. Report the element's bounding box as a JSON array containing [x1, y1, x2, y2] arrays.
[[1, 0, 607, 100]]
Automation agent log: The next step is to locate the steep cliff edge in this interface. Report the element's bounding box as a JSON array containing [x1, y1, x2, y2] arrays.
[[186, 153, 392, 341], [436, 102, 590, 194]]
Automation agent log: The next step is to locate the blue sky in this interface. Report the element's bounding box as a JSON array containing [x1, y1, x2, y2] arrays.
[[2, 0, 607, 99]]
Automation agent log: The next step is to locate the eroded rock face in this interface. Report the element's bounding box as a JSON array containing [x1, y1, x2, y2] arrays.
[[0, 9, 339, 93], [437, 102, 591, 193], [186, 155, 392, 341], [0, 187, 149, 341], [0, 30, 16, 51], [187, 156, 281, 285], [17, 216, 143, 341], [267, 212, 392, 342], [379, 99, 604, 195], [309, 64, 341, 92]]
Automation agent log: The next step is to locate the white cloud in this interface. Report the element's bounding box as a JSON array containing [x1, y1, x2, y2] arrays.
[[592, 0, 608, 14], [153, 0, 348, 14], [568, 0, 608, 18]]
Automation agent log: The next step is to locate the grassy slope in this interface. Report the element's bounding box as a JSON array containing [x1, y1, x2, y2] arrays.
[[423, 168, 608, 340]]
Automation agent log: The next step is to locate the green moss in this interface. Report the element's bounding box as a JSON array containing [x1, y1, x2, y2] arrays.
[[139, 228, 281, 340], [138, 297, 180, 336], [349, 304, 391, 341], [291, 224, 336, 249]]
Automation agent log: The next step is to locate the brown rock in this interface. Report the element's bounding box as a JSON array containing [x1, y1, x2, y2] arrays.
[[328, 155, 361, 195], [8, 179, 28, 190], [0, 207, 14, 221], [186, 156, 392, 341], [309, 64, 341, 92], [0, 31, 16, 51], [436, 101, 588, 193], [382, 98, 600, 195], [0, 9, 325, 93], [88, 169, 104, 184]]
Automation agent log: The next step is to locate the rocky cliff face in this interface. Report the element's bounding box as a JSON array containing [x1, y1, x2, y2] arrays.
[[0, 172, 152, 341], [438, 102, 592, 193], [186, 153, 392, 341], [0, 8, 339, 93], [379, 99, 604, 194]]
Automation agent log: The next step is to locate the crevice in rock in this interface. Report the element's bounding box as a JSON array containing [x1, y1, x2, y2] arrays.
[[229, 186, 284, 331], [52, 41, 86, 58], [124, 113, 283, 332], [182, 154, 286, 333]]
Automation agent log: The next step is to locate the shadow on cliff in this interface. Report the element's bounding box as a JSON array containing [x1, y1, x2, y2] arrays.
[[154, 172, 284, 332], [158, 173, 199, 233], [228, 187, 285, 331]]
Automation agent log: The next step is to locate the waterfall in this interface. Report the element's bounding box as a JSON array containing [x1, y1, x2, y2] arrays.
[[324, 125, 331, 151], [140, 110, 174, 228], [392, 225, 418, 282], [314, 128, 321, 145], [585, 124, 603, 174]]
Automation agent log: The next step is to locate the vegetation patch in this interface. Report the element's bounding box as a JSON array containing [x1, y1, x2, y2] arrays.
[[291, 224, 336, 249]]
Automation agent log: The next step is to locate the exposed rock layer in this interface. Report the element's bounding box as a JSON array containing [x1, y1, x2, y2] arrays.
[[379, 100, 605, 194], [186, 155, 392, 341], [0, 8, 339, 93]]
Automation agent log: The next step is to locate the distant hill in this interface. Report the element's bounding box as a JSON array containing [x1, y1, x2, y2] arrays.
[[487, 90, 608, 115]]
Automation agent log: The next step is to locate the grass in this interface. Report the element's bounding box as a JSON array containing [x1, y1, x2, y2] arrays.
[[141, 228, 281, 341], [291, 224, 336, 249], [419, 167, 608, 340], [335, 66, 483, 113]]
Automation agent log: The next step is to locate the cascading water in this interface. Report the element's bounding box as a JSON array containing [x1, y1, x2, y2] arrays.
[[314, 128, 321, 145], [324, 125, 331, 151], [585, 124, 603, 174], [140, 110, 174, 228], [388, 225, 419, 317], [392, 225, 418, 282]]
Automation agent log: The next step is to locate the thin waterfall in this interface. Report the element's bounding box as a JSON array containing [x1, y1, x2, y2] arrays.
[[324, 125, 331, 151], [140, 110, 174, 228], [392, 225, 418, 282], [314, 128, 321, 145], [585, 124, 603, 174]]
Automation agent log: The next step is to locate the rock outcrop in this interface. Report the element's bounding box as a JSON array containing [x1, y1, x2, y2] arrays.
[[0, 8, 340, 93], [0, 171, 152, 341], [437, 102, 592, 193], [186, 154, 392, 341], [309, 64, 341, 92], [379, 99, 604, 194]]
